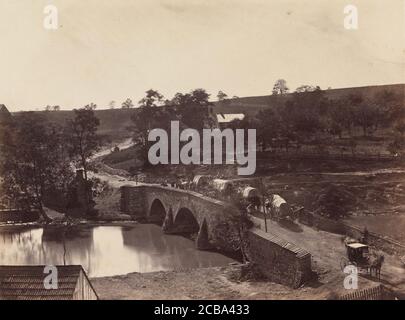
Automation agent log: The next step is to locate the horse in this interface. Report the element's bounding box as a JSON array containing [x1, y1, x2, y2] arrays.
[[368, 254, 385, 280]]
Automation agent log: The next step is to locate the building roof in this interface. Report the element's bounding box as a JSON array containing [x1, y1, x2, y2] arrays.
[[0, 104, 11, 123], [347, 243, 368, 249], [217, 113, 245, 123], [251, 228, 311, 259], [0, 104, 9, 113], [0, 265, 87, 300]]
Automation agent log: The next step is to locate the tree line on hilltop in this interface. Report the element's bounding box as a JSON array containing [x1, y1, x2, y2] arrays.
[[229, 80, 405, 156]]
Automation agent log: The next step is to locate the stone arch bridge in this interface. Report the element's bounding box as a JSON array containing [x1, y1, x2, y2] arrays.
[[120, 185, 241, 251], [119, 184, 313, 287]]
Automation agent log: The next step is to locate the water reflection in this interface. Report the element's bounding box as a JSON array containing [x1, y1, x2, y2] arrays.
[[0, 225, 234, 277]]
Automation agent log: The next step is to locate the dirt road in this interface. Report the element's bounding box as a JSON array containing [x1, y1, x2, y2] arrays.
[[92, 265, 338, 300], [253, 216, 405, 296]]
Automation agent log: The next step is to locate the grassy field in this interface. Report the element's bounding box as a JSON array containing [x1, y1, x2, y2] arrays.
[[13, 108, 134, 142]]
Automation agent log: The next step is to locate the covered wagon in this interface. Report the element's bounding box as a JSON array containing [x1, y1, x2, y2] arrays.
[[266, 194, 293, 220], [192, 175, 212, 190], [212, 179, 234, 197], [242, 186, 261, 210]]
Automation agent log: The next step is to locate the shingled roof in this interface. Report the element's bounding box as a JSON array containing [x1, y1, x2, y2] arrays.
[[0, 265, 90, 300]]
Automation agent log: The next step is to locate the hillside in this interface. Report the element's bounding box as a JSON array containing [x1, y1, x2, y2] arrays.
[[13, 108, 135, 142], [9, 83, 405, 142], [213, 83, 405, 115]]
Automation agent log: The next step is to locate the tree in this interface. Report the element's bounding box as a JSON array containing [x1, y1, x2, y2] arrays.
[[138, 89, 163, 108], [252, 109, 279, 151], [84, 103, 97, 110], [327, 100, 348, 138], [189, 88, 210, 106], [217, 90, 228, 101], [65, 107, 101, 181], [314, 185, 352, 219], [171, 92, 192, 106], [272, 79, 289, 95], [336, 94, 361, 136], [45, 105, 61, 111], [121, 98, 134, 109], [374, 90, 403, 127], [395, 121, 405, 137], [109, 100, 116, 109], [278, 89, 327, 149], [171, 89, 210, 107], [387, 134, 404, 156], [295, 85, 318, 93], [354, 101, 379, 136], [0, 113, 74, 221], [131, 90, 171, 164], [348, 138, 357, 156], [170, 89, 212, 130]]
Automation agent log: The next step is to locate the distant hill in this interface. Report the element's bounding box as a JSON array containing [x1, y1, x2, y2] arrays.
[[213, 83, 405, 116], [13, 108, 135, 142], [8, 83, 405, 142]]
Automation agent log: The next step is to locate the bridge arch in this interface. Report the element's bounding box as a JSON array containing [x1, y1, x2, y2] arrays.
[[174, 208, 200, 234], [149, 199, 166, 225]]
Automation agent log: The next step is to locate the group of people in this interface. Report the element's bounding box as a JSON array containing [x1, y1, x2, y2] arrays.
[[160, 179, 192, 190]]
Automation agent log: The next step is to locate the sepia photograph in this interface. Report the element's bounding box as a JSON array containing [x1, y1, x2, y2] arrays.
[[0, 0, 404, 307]]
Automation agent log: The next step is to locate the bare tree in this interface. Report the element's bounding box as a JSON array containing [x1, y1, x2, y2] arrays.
[[121, 98, 134, 109]]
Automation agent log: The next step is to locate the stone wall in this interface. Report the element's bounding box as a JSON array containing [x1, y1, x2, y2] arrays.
[[120, 185, 146, 219], [0, 209, 40, 223], [247, 227, 312, 288]]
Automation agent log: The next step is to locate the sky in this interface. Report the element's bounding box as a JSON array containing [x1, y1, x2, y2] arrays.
[[0, 0, 404, 111]]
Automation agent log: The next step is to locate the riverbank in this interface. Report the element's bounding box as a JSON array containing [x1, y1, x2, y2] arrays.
[[91, 264, 382, 300], [0, 220, 138, 231]]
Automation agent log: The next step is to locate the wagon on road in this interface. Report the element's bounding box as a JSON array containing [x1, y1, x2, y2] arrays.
[[340, 242, 370, 270], [340, 240, 384, 280]]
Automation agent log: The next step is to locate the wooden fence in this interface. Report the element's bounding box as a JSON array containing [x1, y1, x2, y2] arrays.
[[339, 284, 387, 300], [299, 213, 405, 255], [257, 152, 398, 162]]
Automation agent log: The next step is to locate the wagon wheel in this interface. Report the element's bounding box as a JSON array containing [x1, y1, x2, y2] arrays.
[[340, 258, 357, 271]]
